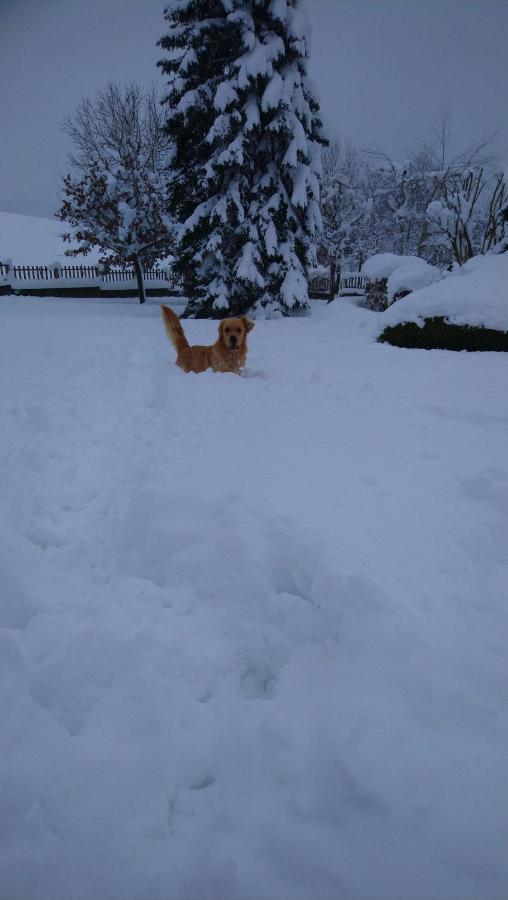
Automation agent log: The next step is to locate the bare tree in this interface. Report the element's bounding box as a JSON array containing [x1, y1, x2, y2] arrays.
[[57, 82, 175, 303], [428, 104, 500, 173], [427, 165, 505, 266], [420, 107, 503, 265], [481, 172, 506, 253], [319, 136, 368, 295], [360, 109, 503, 267]]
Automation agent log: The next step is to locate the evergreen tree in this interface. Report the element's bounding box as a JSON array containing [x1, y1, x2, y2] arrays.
[[158, 0, 326, 317]]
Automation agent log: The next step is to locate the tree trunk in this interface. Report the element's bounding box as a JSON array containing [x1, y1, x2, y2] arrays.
[[133, 254, 146, 304], [328, 259, 336, 303]]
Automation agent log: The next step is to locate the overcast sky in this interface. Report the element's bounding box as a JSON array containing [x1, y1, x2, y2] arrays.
[[0, 0, 506, 218]]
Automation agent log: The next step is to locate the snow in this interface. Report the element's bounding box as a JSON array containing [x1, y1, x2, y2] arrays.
[[261, 72, 284, 111], [386, 257, 442, 302], [236, 240, 264, 286], [269, 0, 288, 21], [362, 252, 421, 281], [378, 251, 508, 333], [237, 37, 285, 89], [1, 294, 507, 900], [291, 162, 310, 207], [0, 211, 100, 265], [214, 80, 239, 112], [243, 94, 260, 131]]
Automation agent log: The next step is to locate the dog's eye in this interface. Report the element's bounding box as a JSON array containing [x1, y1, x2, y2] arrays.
[[224, 327, 230, 333]]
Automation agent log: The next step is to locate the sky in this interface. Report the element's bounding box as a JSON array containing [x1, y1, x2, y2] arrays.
[[0, 0, 506, 218]]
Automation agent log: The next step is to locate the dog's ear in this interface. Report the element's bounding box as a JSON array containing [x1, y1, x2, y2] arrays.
[[218, 320, 226, 342], [242, 316, 255, 333]]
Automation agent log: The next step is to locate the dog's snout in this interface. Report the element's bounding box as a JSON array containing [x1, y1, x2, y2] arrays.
[[230, 336, 237, 347]]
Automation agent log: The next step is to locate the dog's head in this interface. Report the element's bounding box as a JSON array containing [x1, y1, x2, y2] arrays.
[[219, 316, 255, 351]]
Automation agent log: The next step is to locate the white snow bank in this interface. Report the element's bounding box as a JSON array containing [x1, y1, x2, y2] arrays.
[[0, 210, 99, 265], [378, 251, 508, 333], [0, 296, 507, 900]]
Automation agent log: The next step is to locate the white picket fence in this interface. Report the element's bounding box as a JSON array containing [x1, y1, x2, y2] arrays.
[[0, 261, 369, 300], [0, 261, 182, 293]]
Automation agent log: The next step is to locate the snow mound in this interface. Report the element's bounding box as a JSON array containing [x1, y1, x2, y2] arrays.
[[362, 253, 442, 303], [361, 252, 416, 281], [378, 252, 508, 333], [387, 258, 442, 301]]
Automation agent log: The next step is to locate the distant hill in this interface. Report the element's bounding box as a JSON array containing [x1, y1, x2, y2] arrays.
[[0, 211, 99, 265]]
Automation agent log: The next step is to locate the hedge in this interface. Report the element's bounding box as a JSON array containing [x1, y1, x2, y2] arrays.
[[378, 316, 508, 352]]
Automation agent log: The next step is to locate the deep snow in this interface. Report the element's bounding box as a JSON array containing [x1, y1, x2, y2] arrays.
[[0, 294, 507, 900]]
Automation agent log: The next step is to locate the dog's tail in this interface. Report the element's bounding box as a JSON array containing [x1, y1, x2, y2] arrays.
[[161, 305, 189, 355]]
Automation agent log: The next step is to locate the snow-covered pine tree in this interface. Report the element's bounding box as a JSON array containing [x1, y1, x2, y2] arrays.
[[158, 0, 326, 317]]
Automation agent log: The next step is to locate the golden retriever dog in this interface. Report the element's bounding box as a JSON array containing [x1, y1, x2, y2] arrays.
[[161, 305, 254, 374]]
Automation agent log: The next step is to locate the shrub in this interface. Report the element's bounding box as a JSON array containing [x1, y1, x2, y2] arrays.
[[363, 277, 388, 311], [378, 317, 508, 352]]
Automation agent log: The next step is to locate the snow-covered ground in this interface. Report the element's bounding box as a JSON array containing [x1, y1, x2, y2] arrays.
[[1, 294, 507, 900], [0, 211, 99, 265]]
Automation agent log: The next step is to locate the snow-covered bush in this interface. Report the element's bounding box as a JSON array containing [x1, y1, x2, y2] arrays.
[[387, 258, 442, 302], [377, 252, 508, 349], [493, 189, 508, 254], [363, 277, 388, 311], [362, 253, 414, 282], [426, 167, 506, 266], [361, 254, 404, 311], [361, 253, 442, 310], [158, 0, 326, 318]]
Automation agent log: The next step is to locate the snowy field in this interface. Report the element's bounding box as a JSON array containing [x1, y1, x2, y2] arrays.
[[1, 294, 507, 900], [0, 211, 99, 265]]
